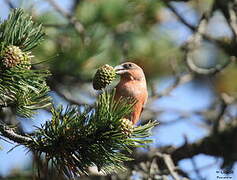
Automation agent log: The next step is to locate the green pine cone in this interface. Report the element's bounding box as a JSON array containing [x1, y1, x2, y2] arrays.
[[1, 45, 24, 68], [20, 52, 33, 69], [93, 64, 116, 90], [119, 118, 134, 137]]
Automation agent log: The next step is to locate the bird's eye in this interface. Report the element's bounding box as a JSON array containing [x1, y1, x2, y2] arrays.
[[123, 63, 133, 69]]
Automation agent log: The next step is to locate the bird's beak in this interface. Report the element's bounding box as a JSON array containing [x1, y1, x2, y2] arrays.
[[114, 65, 127, 75]]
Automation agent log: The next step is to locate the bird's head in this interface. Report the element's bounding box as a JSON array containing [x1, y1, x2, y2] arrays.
[[114, 62, 145, 81]]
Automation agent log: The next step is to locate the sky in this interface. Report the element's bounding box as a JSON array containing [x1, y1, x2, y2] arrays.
[[0, 0, 236, 179]]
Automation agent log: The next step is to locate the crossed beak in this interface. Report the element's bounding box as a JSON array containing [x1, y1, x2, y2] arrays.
[[114, 65, 127, 75]]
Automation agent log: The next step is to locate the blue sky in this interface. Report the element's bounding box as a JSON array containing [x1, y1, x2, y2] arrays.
[[0, 1, 236, 179]]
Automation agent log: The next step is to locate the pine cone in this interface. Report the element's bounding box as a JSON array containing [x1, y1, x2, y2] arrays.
[[20, 52, 33, 69], [93, 64, 116, 90], [2, 45, 24, 68], [119, 118, 134, 137]]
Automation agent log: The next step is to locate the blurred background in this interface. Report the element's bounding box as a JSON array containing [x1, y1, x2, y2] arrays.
[[0, 0, 237, 179]]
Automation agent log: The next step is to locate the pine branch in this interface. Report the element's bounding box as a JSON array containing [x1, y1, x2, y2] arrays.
[[0, 123, 32, 144], [0, 9, 157, 179], [0, 66, 51, 117], [0, 91, 157, 178], [0, 9, 51, 117], [25, 91, 157, 177], [0, 8, 44, 51]]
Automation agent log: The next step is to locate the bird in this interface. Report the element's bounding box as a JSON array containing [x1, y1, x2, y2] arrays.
[[114, 62, 148, 124]]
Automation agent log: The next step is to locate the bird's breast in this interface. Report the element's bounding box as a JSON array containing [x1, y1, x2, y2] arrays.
[[116, 81, 147, 98]]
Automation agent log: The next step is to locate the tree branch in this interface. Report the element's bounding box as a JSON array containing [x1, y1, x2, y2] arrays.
[[183, 13, 235, 75], [154, 74, 192, 98], [47, 0, 85, 34], [4, 0, 15, 9], [0, 124, 32, 144], [133, 125, 237, 165], [156, 153, 181, 180], [163, 2, 196, 31], [214, 0, 237, 41], [164, 0, 237, 58]]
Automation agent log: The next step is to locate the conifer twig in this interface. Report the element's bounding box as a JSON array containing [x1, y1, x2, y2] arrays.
[[0, 124, 32, 144], [4, 0, 15, 9]]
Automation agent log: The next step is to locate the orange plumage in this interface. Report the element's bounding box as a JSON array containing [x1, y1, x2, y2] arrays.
[[114, 62, 148, 124]]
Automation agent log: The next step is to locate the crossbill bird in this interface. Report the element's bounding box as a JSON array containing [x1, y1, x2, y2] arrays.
[[114, 62, 148, 124]]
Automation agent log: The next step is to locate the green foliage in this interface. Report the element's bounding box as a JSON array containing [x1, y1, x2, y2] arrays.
[[0, 66, 51, 117], [49, 27, 103, 76], [77, 0, 162, 28], [0, 9, 51, 117], [34, 0, 181, 79], [29, 91, 157, 177], [0, 8, 44, 51], [0, 8, 158, 179]]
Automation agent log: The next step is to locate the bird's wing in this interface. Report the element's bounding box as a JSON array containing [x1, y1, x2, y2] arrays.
[[140, 93, 148, 116]]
